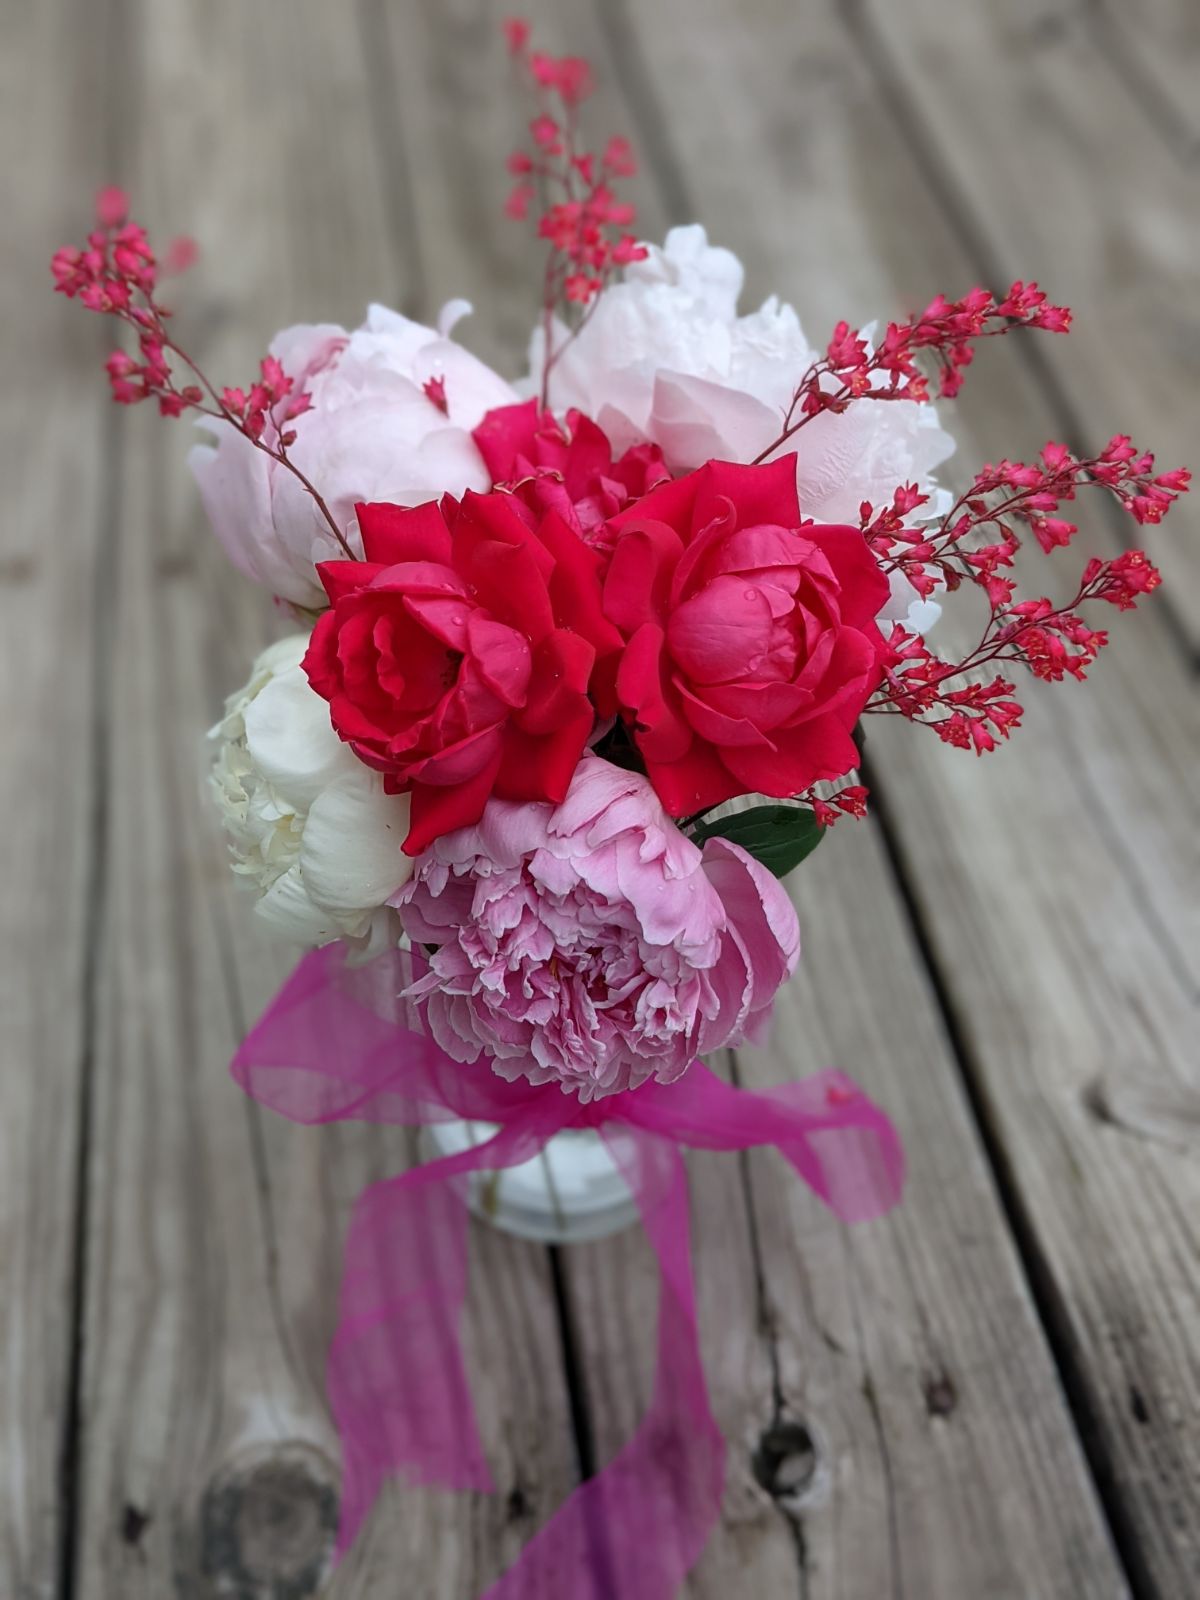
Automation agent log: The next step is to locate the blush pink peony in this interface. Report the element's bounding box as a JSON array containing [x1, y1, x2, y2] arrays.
[[189, 302, 518, 607], [394, 756, 800, 1099]]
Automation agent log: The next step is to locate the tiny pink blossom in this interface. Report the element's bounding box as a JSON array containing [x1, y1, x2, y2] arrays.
[[394, 757, 800, 1100], [94, 184, 129, 227]]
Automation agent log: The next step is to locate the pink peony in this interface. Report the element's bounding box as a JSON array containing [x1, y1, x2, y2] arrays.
[[394, 756, 800, 1099], [189, 303, 518, 607]]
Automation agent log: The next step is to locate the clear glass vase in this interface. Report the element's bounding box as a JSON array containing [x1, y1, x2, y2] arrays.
[[423, 1119, 640, 1243]]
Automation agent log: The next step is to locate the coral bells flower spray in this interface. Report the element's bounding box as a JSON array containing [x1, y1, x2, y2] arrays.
[[501, 20, 648, 406]]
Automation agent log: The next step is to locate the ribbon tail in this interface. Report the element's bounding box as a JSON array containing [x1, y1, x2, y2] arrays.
[[330, 1123, 556, 1556], [482, 1129, 724, 1600], [628, 1062, 905, 1223]]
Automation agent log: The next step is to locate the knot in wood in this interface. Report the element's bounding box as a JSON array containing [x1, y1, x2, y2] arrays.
[[752, 1419, 819, 1505], [199, 1442, 338, 1598]]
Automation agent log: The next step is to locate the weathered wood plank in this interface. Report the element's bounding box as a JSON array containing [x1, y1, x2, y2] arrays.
[[1091, 0, 1200, 154], [71, 3, 578, 1596], [610, 0, 1200, 1589], [839, 8, 1200, 1589], [849, 0, 1200, 655], [387, 0, 1135, 1592], [0, 1, 114, 1593]]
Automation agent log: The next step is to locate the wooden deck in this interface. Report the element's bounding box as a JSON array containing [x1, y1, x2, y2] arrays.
[[5, 1, 1198, 1595]]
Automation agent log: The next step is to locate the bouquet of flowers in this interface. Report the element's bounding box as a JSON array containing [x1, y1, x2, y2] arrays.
[[53, 20, 1186, 1597]]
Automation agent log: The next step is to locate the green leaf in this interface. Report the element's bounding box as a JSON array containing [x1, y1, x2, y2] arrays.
[[691, 805, 824, 879]]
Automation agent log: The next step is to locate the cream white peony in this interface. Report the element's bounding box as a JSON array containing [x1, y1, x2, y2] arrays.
[[190, 303, 519, 608], [527, 225, 955, 632], [210, 634, 413, 950]]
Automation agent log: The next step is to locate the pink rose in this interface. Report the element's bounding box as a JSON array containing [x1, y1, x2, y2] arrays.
[[302, 492, 622, 855], [602, 456, 890, 815], [189, 303, 517, 606], [395, 756, 800, 1099], [472, 399, 668, 551]]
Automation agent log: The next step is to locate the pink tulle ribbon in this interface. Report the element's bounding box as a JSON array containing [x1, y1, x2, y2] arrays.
[[232, 943, 904, 1597]]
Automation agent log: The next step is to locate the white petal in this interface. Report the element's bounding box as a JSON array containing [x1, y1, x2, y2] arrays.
[[300, 768, 413, 916], [437, 298, 474, 337], [255, 864, 340, 944], [251, 633, 310, 679], [242, 666, 350, 809]]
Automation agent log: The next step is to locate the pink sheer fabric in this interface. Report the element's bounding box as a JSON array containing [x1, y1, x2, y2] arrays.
[[232, 943, 904, 1597]]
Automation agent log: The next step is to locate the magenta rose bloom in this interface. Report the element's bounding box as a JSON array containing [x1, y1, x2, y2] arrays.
[[394, 756, 800, 1099], [302, 490, 622, 856], [601, 455, 890, 815], [473, 398, 669, 551]]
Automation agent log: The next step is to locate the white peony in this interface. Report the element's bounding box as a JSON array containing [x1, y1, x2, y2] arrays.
[[190, 303, 519, 609], [527, 225, 955, 633], [210, 634, 413, 951]]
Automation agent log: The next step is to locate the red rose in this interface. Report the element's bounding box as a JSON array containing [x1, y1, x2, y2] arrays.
[[473, 399, 668, 551], [303, 491, 622, 854], [601, 456, 890, 814]]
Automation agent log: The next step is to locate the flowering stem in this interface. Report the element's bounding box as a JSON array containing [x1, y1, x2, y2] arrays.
[[159, 333, 357, 561]]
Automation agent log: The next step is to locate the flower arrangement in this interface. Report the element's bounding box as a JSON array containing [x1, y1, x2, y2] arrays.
[[53, 21, 1187, 1595]]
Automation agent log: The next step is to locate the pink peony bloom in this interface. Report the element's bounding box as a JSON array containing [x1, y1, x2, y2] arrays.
[[394, 756, 800, 1099], [189, 302, 518, 607]]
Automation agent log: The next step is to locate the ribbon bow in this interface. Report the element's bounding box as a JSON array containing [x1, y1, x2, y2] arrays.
[[233, 942, 904, 1598]]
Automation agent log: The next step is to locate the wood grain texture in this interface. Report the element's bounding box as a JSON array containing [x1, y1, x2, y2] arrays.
[[839, 5, 1200, 1589], [609, 0, 1199, 1589], [69, 4, 577, 1597], [1091, 0, 1200, 154], [581, 6, 1167, 1594], [378, 0, 1134, 1593], [0, 1, 115, 1593], [850, 0, 1200, 656]]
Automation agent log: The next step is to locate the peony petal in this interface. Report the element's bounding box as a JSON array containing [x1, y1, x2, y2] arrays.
[[300, 768, 413, 915], [255, 863, 341, 945], [701, 836, 800, 991], [649, 372, 781, 473], [242, 666, 351, 808]]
